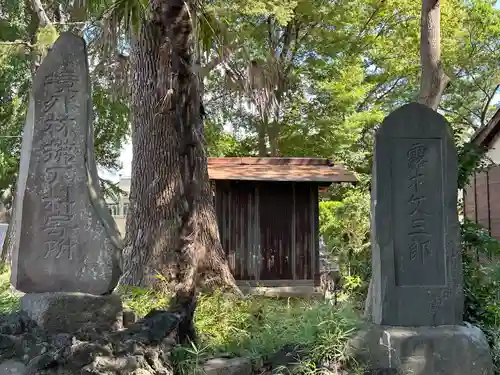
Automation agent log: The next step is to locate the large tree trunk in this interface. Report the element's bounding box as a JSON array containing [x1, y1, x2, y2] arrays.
[[417, 0, 450, 110], [120, 0, 240, 300]]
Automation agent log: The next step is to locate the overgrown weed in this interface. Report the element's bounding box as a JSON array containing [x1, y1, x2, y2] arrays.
[[175, 291, 361, 374], [0, 269, 361, 374], [0, 266, 20, 313]]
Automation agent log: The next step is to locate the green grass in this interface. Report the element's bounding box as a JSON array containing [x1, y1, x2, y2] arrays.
[[118, 284, 171, 316], [0, 267, 20, 313], [0, 269, 362, 374], [177, 292, 361, 374], [194, 292, 360, 361]]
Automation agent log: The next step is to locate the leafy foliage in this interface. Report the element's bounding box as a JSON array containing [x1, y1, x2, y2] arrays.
[[457, 142, 490, 190], [0, 266, 19, 313], [457, 125, 500, 373], [461, 219, 500, 372], [0, 0, 31, 194], [319, 188, 371, 307], [0, 0, 130, 202], [202, 0, 500, 167]]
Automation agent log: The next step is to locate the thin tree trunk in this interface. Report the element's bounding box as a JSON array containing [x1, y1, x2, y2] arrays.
[[268, 123, 279, 156], [257, 121, 267, 156], [121, 0, 240, 304], [417, 0, 450, 110]]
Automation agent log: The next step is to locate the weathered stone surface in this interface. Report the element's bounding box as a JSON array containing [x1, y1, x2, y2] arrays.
[[349, 324, 494, 375], [369, 102, 462, 326], [0, 307, 179, 375], [8, 32, 123, 295], [202, 357, 253, 375], [20, 293, 123, 334], [123, 309, 136, 328], [0, 360, 26, 375]]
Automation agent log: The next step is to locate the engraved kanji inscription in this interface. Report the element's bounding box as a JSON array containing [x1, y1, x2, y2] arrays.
[[41, 114, 78, 174], [406, 143, 432, 265], [41, 186, 77, 260], [43, 67, 80, 113], [38, 63, 80, 262], [407, 143, 428, 169], [409, 238, 431, 262], [44, 237, 77, 260], [393, 138, 446, 286]]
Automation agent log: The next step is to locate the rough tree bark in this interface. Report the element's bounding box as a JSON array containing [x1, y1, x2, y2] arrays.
[[417, 0, 450, 110], [120, 0, 241, 314]]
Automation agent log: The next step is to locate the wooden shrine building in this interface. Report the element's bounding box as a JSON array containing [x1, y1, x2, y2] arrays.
[[464, 108, 500, 239], [207, 157, 357, 287]]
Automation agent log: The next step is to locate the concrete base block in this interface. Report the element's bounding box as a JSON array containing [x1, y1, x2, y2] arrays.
[[0, 360, 26, 375], [202, 357, 253, 375], [21, 292, 123, 334], [348, 324, 494, 375]]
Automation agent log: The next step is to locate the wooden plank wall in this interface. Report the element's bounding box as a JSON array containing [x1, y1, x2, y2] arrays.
[[464, 165, 500, 239], [214, 180, 319, 283], [215, 181, 260, 280]]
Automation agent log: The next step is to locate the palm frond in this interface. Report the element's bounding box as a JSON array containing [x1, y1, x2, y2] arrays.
[[103, 0, 148, 37]]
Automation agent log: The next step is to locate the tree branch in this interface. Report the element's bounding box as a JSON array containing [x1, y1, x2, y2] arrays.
[[356, 77, 405, 111], [200, 42, 238, 78], [0, 41, 34, 47], [357, 0, 386, 39], [480, 84, 500, 127], [30, 0, 52, 27]]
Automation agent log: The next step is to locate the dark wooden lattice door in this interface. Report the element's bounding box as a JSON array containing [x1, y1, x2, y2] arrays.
[[259, 182, 294, 280]]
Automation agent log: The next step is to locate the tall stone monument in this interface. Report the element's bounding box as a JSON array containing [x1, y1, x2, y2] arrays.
[[371, 102, 462, 326], [351, 103, 493, 374], [7, 32, 124, 304]]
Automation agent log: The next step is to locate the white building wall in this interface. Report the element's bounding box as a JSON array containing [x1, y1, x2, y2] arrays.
[[486, 135, 500, 164], [105, 176, 131, 235]]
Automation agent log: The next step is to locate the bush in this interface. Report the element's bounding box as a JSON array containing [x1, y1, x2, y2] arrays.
[[319, 188, 370, 306], [461, 219, 500, 373], [0, 266, 19, 314]]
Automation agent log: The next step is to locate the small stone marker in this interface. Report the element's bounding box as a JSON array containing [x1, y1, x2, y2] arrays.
[[8, 32, 123, 295], [370, 102, 462, 326], [0, 223, 7, 250]]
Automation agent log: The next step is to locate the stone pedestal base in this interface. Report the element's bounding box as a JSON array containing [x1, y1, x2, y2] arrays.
[[20, 293, 123, 334], [348, 324, 493, 374]]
